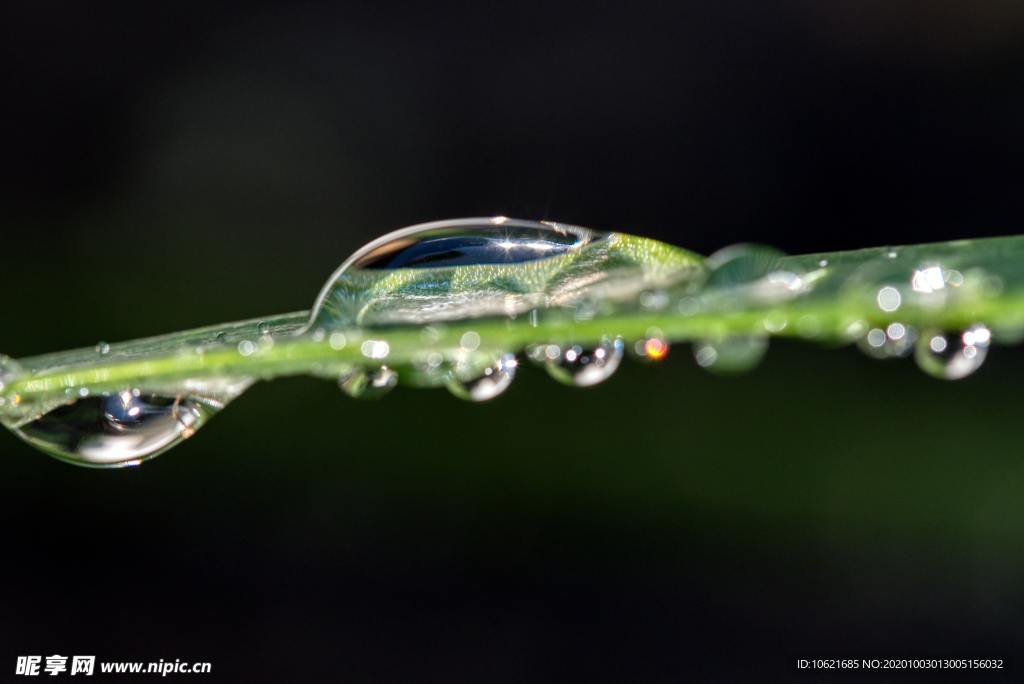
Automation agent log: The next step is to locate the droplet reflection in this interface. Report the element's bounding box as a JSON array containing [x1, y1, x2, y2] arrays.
[[446, 353, 518, 401], [545, 337, 624, 387], [11, 391, 219, 467]]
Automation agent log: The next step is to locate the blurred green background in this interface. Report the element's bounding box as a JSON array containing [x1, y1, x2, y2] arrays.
[[2, 1, 1024, 680]]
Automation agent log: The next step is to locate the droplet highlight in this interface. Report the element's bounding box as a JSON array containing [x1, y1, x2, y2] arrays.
[[857, 323, 916, 359]]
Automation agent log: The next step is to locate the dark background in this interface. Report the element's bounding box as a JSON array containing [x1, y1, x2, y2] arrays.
[[2, 1, 1024, 681]]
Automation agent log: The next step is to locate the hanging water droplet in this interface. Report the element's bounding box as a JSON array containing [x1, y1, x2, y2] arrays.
[[692, 336, 768, 374], [95, 341, 110, 355], [631, 330, 670, 362], [339, 366, 398, 399], [545, 337, 624, 387], [8, 390, 221, 467], [446, 353, 518, 401], [914, 325, 991, 380], [857, 322, 916, 359]]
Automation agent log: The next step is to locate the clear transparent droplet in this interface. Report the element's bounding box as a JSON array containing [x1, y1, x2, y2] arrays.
[[705, 244, 788, 287], [339, 366, 398, 399], [692, 336, 768, 374], [914, 325, 991, 380], [345, 218, 601, 270], [310, 217, 608, 327], [446, 353, 518, 402], [9, 391, 221, 467], [702, 244, 808, 305], [857, 322, 916, 359], [545, 337, 624, 387], [95, 341, 110, 355]]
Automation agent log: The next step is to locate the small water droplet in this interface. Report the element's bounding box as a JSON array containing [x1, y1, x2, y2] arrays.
[[95, 341, 110, 355], [857, 323, 916, 359], [705, 244, 788, 287], [360, 339, 390, 359], [9, 391, 220, 467], [914, 325, 991, 380], [447, 353, 518, 401], [677, 296, 700, 316], [237, 340, 257, 356], [339, 366, 398, 399], [257, 321, 271, 336], [692, 336, 768, 374], [545, 337, 624, 387], [329, 332, 347, 350], [876, 286, 902, 312], [639, 290, 670, 310], [459, 331, 481, 352], [631, 331, 670, 362]]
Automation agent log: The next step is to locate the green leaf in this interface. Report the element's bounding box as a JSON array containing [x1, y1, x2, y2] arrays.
[[1, 217, 1020, 465]]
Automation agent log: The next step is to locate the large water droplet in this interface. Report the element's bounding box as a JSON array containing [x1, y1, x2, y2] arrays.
[[914, 325, 991, 380], [693, 336, 768, 374], [446, 353, 518, 401], [309, 217, 609, 327], [545, 337, 624, 387], [339, 366, 398, 399], [9, 390, 220, 467]]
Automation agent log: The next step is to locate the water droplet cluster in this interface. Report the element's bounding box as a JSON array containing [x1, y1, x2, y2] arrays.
[[0, 217, 1011, 467]]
